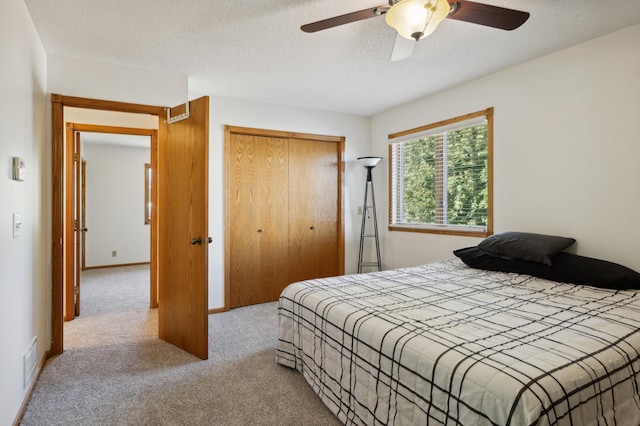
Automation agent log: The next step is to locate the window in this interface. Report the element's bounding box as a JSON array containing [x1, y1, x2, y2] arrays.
[[388, 108, 493, 236]]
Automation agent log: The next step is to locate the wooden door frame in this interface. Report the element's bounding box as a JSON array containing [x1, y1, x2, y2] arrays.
[[81, 157, 87, 271], [73, 129, 81, 318], [223, 125, 345, 311], [67, 123, 158, 312], [50, 94, 163, 356]]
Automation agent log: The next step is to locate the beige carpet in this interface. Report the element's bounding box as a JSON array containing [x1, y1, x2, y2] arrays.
[[20, 265, 341, 425]]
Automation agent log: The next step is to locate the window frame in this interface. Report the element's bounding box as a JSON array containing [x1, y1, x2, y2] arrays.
[[387, 107, 493, 237]]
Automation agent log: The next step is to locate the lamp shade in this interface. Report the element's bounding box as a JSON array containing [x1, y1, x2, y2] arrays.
[[385, 0, 450, 41], [357, 156, 382, 167]]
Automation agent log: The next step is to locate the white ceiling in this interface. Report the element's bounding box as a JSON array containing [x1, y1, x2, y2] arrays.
[[24, 0, 640, 116]]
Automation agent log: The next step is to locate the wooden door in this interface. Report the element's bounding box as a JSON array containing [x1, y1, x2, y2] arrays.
[[64, 126, 82, 320], [227, 133, 289, 308], [157, 96, 209, 360], [288, 139, 340, 282]]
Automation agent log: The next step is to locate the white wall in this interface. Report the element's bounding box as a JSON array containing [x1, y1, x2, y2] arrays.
[[193, 95, 371, 309], [65, 106, 159, 130], [83, 144, 151, 267], [0, 0, 48, 423], [48, 54, 188, 108], [372, 23, 640, 273]]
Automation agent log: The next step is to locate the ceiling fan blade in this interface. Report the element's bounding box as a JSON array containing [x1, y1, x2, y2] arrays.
[[301, 6, 389, 33], [447, 0, 529, 31], [390, 34, 415, 62]]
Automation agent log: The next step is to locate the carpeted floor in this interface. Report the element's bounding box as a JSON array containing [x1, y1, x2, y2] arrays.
[[20, 265, 341, 425]]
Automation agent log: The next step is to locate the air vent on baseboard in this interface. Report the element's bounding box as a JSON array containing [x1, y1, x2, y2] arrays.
[[23, 337, 38, 388]]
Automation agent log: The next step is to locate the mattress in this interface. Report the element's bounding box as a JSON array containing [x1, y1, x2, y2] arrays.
[[276, 258, 640, 425]]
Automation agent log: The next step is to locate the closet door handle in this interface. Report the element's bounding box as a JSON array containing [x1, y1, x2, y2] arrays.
[[309, 226, 315, 230], [257, 228, 265, 233]]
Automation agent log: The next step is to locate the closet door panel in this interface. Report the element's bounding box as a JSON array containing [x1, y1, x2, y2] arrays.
[[256, 137, 289, 301], [288, 139, 315, 283], [289, 139, 339, 283], [229, 134, 289, 307], [229, 134, 261, 307], [312, 141, 340, 279]]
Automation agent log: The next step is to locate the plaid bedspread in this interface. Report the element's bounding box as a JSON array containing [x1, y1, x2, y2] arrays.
[[276, 259, 640, 425]]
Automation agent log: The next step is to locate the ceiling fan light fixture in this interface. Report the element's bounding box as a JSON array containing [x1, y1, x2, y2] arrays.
[[385, 0, 450, 41]]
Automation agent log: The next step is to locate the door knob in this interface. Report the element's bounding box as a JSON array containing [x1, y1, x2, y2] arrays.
[[207, 237, 213, 244], [190, 237, 202, 245], [82, 228, 88, 232], [257, 229, 265, 233], [309, 226, 315, 230]]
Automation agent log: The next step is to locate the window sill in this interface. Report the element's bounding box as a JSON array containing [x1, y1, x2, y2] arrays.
[[388, 224, 490, 237]]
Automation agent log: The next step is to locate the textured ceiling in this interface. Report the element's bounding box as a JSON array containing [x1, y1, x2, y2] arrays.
[[25, 0, 640, 116]]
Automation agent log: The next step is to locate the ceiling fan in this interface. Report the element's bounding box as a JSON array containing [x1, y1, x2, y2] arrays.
[[301, 0, 530, 61]]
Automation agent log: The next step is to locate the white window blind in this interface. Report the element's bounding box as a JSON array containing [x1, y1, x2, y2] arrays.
[[389, 108, 492, 235]]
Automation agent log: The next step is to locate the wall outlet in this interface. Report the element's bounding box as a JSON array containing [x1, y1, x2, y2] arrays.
[[112, 250, 117, 257]]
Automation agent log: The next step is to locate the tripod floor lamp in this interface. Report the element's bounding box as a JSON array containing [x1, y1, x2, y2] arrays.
[[357, 156, 382, 273]]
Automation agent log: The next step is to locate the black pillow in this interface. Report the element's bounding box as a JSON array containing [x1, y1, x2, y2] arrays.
[[478, 231, 576, 266], [453, 246, 640, 290]]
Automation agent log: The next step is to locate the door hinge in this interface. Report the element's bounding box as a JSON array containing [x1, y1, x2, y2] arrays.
[[73, 153, 79, 161], [73, 219, 78, 230], [73, 287, 80, 295]]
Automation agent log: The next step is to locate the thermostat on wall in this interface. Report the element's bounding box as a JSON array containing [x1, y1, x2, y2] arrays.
[[12, 157, 25, 181]]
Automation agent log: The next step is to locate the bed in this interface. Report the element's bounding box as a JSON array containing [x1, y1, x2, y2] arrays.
[[276, 239, 640, 425]]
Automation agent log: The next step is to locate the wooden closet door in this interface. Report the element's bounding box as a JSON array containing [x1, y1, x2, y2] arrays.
[[257, 137, 289, 301], [288, 139, 340, 283], [228, 134, 288, 307]]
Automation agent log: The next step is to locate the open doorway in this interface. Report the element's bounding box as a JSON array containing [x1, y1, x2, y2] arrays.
[[51, 96, 163, 355], [69, 126, 155, 321], [51, 94, 211, 360]]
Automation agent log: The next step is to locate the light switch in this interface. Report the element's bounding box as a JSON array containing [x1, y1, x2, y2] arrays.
[[13, 214, 21, 238]]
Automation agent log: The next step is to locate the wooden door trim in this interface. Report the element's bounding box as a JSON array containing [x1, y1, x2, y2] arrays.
[[63, 124, 75, 321], [69, 123, 158, 308], [74, 130, 81, 317], [223, 127, 232, 311], [225, 125, 344, 143], [51, 97, 63, 355], [81, 158, 87, 271], [223, 125, 345, 311], [70, 123, 159, 136], [337, 138, 346, 277], [50, 94, 162, 356], [149, 130, 158, 309], [53, 94, 164, 115]]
